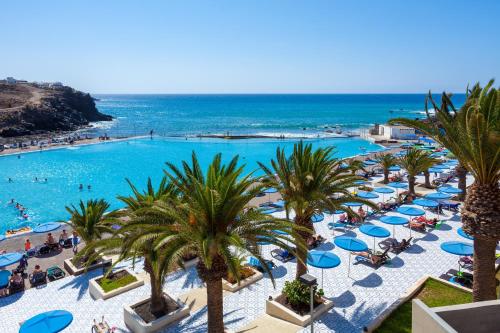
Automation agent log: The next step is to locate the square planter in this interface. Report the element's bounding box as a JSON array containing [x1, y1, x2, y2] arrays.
[[222, 268, 263, 292], [89, 268, 144, 300], [124, 293, 189, 333], [64, 257, 110, 276], [266, 293, 334, 326]]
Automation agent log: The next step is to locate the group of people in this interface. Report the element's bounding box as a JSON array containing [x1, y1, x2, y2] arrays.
[[78, 184, 91, 191], [23, 229, 79, 255], [338, 206, 367, 224], [8, 199, 29, 219], [33, 177, 48, 183]]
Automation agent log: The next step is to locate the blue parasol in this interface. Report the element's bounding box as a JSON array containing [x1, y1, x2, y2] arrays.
[[344, 202, 362, 207], [256, 235, 272, 245], [441, 241, 473, 256], [260, 208, 278, 215], [359, 224, 390, 252], [311, 213, 324, 223], [307, 250, 341, 288], [19, 310, 73, 333], [413, 198, 438, 208], [425, 192, 452, 200], [334, 236, 368, 276], [380, 215, 408, 238], [457, 228, 474, 240], [432, 164, 449, 170], [397, 206, 425, 216], [263, 188, 278, 194], [0, 252, 23, 268], [273, 200, 285, 208], [363, 160, 377, 166], [373, 187, 394, 202], [354, 180, 368, 185], [428, 167, 443, 173], [438, 186, 462, 194], [33, 222, 61, 233], [387, 182, 408, 189], [357, 191, 379, 199], [388, 165, 401, 172]]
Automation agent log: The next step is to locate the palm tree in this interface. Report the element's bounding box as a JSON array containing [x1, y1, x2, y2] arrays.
[[259, 141, 377, 279], [79, 177, 181, 316], [157, 153, 301, 333], [375, 153, 398, 184], [64, 199, 115, 246], [455, 164, 467, 201], [389, 80, 500, 301], [396, 148, 439, 196]]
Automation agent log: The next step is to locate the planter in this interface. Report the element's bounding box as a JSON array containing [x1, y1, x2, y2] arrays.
[[266, 293, 333, 326], [124, 293, 189, 333], [222, 268, 263, 292], [89, 268, 144, 300], [64, 257, 110, 276]]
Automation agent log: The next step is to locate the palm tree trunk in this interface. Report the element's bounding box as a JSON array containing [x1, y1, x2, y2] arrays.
[[383, 169, 389, 184], [462, 182, 500, 301], [455, 164, 467, 201], [408, 175, 416, 196], [423, 170, 431, 188], [196, 257, 227, 333], [294, 215, 313, 279], [144, 257, 166, 316]]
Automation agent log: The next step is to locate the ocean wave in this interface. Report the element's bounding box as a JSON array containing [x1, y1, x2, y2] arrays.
[[89, 118, 120, 130], [253, 131, 350, 139]]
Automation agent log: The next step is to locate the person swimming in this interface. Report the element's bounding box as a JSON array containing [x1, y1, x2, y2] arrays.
[[87, 185, 91, 190], [79, 184, 83, 190], [8, 178, 12, 183]]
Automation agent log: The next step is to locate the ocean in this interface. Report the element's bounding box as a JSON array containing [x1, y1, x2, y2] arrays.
[[88, 94, 466, 138]]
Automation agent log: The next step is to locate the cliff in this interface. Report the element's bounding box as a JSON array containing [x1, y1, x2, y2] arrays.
[[0, 83, 112, 137]]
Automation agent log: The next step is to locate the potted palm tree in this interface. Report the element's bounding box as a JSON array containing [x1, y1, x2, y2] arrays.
[[389, 80, 500, 301], [259, 141, 377, 279], [396, 148, 439, 196], [63, 199, 116, 275], [154, 152, 302, 333], [375, 153, 398, 184]]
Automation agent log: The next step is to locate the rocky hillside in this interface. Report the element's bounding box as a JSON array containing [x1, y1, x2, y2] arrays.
[[0, 83, 112, 137]]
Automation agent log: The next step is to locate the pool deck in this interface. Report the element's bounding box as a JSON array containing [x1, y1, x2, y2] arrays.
[[0, 173, 488, 333]]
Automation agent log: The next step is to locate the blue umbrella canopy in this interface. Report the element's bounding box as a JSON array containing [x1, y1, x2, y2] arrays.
[[428, 167, 443, 173], [425, 192, 452, 200], [0, 270, 10, 287], [334, 236, 368, 252], [311, 213, 324, 223], [440, 241, 473, 256], [380, 215, 408, 225], [363, 160, 377, 166], [0, 252, 23, 267], [438, 186, 463, 194], [20, 310, 73, 333], [413, 198, 439, 208], [307, 251, 341, 269], [353, 180, 368, 185], [273, 200, 285, 208], [33, 222, 61, 233], [256, 235, 272, 245], [388, 165, 401, 172], [325, 209, 345, 214], [357, 191, 379, 199], [397, 206, 425, 216], [273, 229, 289, 236], [344, 202, 362, 207], [263, 187, 278, 194], [457, 228, 474, 240], [387, 182, 408, 189], [359, 225, 390, 238], [432, 164, 449, 170], [373, 187, 394, 194]]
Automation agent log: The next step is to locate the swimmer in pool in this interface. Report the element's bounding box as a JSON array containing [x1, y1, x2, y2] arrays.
[[79, 184, 83, 190], [87, 185, 91, 190], [8, 178, 12, 183]]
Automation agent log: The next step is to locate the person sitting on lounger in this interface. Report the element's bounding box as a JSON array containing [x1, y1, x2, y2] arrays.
[[357, 207, 366, 221], [338, 213, 347, 223], [59, 229, 69, 245], [32, 265, 42, 275], [10, 272, 23, 285]]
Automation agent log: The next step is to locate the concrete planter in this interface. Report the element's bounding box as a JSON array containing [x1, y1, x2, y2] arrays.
[[222, 268, 263, 292], [89, 269, 144, 300], [266, 293, 334, 326], [124, 294, 189, 333], [64, 257, 109, 276]]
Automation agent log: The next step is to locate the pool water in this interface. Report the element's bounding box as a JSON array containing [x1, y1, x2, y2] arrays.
[[0, 137, 382, 234]]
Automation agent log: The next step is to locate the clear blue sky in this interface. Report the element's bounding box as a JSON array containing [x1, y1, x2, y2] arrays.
[[1, 0, 499, 94]]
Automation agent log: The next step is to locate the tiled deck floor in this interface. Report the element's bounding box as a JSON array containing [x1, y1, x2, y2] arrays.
[[0, 176, 488, 333]]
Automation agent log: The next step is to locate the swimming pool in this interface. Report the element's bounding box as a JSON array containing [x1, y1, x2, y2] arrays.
[[0, 137, 382, 234]]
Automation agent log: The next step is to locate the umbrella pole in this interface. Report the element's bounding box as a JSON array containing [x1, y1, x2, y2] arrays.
[[348, 253, 351, 277], [321, 269, 324, 289], [373, 237, 376, 254]]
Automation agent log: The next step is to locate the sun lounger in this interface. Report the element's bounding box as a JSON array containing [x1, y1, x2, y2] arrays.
[[9, 278, 25, 294], [409, 219, 426, 232], [47, 266, 65, 281], [0, 270, 10, 289], [459, 256, 473, 271], [352, 248, 390, 267], [29, 271, 47, 287], [391, 237, 413, 253], [270, 249, 295, 263]]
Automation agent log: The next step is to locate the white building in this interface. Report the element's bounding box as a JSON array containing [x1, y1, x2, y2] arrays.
[[377, 124, 416, 140], [5, 77, 17, 84]]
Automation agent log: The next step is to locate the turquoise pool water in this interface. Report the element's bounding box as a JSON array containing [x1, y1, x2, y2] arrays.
[[0, 137, 382, 234]]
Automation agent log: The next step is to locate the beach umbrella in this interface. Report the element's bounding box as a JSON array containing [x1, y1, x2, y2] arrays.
[[457, 227, 474, 241], [357, 191, 379, 199], [263, 187, 278, 203], [387, 181, 408, 196], [363, 160, 377, 167], [428, 167, 442, 174], [388, 165, 401, 172], [354, 180, 368, 186], [33, 222, 61, 233], [373, 187, 394, 202], [311, 213, 324, 223], [0, 235, 5, 242], [19, 310, 73, 333], [432, 164, 449, 170], [307, 250, 341, 288], [359, 224, 390, 253], [260, 208, 278, 215], [438, 186, 463, 194], [334, 236, 368, 276], [440, 241, 473, 273], [329, 209, 345, 223], [413, 198, 439, 219], [379, 215, 408, 238], [0, 252, 23, 268], [344, 202, 362, 208], [397, 206, 425, 237], [273, 200, 285, 208], [425, 192, 452, 200]]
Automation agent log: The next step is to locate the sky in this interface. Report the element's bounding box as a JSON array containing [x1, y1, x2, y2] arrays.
[[1, 0, 499, 94]]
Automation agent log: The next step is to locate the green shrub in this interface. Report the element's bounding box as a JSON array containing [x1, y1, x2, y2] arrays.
[[282, 280, 324, 307]]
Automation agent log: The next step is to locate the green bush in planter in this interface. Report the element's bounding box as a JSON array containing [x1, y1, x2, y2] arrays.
[[282, 280, 324, 307]]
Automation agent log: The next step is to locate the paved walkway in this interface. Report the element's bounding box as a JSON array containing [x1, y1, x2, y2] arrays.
[[0, 174, 489, 333]]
